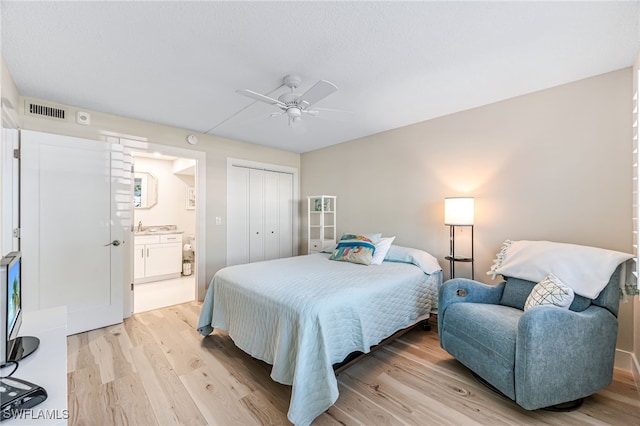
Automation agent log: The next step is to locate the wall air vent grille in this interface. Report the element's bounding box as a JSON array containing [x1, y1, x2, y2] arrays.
[[27, 102, 66, 120]]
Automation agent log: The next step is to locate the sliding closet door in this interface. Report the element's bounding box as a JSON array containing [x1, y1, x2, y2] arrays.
[[264, 171, 293, 260], [249, 168, 265, 263], [279, 172, 294, 258], [227, 166, 250, 266], [227, 165, 294, 266]]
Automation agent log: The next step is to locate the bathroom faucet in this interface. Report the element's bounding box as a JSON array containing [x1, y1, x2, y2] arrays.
[[137, 221, 143, 232]]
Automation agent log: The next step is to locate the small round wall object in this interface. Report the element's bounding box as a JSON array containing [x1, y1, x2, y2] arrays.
[[186, 134, 198, 145]]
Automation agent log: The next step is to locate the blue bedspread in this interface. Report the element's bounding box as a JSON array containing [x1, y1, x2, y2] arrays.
[[198, 250, 442, 425]]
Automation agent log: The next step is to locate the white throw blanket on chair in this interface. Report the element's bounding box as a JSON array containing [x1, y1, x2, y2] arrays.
[[488, 240, 632, 299]]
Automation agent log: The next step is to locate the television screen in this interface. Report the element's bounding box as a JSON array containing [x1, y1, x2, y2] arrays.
[[7, 256, 20, 339], [1, 251, 40, 365]]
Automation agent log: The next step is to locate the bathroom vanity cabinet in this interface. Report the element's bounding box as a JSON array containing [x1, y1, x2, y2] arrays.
[[134, 233, 182, 283]]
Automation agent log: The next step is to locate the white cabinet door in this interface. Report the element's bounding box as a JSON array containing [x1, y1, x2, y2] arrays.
[[134, 244, 145, 279], [145, 243, 182, 277]]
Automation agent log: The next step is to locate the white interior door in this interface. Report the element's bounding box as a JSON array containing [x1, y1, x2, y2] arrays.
[[21, 130, 131, 335]]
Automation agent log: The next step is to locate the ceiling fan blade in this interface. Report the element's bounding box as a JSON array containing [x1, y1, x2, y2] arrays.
[[305, 107, 354, 122], [236, 89, 285, 107], [297, 80, 338, 109], [313, 107, 353, 113]]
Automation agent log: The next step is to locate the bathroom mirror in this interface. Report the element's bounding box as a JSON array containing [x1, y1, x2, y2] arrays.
[[133, 172, 158, 209]]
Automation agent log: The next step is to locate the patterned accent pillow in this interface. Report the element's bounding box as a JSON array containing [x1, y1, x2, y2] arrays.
[[329, 234, 376, 265], [524, 273, 575, 311]]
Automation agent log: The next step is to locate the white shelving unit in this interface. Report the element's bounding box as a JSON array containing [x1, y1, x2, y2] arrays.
[[307, 195, 337, 254]]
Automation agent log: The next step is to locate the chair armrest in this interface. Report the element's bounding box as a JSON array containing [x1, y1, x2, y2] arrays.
[[437, 278, 505, 337], [515, 305, 618, 409]]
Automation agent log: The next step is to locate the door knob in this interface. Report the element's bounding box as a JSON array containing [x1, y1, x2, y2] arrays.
[[104, 240, 122, 247]]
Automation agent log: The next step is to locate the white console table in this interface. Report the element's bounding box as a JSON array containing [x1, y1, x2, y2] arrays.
[[5, 306, 67, 425]]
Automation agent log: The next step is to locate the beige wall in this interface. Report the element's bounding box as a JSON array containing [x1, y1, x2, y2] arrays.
[[17, 95, 300, 296], [301, 69, 634, 353]]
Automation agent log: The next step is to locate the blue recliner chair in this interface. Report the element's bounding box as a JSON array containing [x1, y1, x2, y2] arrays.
[[438, 264, 622, 410]]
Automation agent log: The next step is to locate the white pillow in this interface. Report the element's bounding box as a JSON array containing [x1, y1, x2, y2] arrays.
[[524, 273, 575, 311], [370, 236, 396, 265], [384, 245, 442, 274]]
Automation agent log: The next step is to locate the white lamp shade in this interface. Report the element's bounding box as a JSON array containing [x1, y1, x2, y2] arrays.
[[444, 197, 474, 225]]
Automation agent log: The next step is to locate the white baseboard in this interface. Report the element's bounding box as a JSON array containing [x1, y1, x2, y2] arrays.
[[615, 349, 640, 395], [615, 348, 633, 370], [632, 352, 640, 396]]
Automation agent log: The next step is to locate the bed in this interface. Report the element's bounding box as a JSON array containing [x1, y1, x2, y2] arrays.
[[197, 244, 442, 426]]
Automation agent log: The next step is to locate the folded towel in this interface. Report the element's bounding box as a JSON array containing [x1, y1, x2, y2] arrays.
[[488, 240, 632, 299]]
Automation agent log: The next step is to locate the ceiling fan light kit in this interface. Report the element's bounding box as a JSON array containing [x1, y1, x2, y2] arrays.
[[236, 74, 341, 127]]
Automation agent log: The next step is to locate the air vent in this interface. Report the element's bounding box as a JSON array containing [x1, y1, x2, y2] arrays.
[[27, 102, 66, 120]]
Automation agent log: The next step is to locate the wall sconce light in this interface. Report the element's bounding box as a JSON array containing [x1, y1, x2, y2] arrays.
[[444, 197, 474, 279]]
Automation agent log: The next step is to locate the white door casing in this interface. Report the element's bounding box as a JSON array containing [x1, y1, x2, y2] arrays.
[[21, 130, 131, 335], [1, 128, 20, 254]]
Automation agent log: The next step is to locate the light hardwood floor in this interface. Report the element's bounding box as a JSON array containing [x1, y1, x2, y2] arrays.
[[67, 302, 640, 425]]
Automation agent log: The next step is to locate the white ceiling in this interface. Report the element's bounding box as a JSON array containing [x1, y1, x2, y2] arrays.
[[2, 1, 639, 153]]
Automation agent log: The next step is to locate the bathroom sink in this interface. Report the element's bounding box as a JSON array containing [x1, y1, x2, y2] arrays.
[[135, 225, 181, 235]]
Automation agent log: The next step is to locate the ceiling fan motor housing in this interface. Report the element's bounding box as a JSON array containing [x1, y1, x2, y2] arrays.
[[283, 74, 302, 89], [287, 107, 301, 119]]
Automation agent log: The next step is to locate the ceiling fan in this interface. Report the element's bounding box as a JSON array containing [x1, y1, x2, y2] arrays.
[[236, 75, 341, 126]]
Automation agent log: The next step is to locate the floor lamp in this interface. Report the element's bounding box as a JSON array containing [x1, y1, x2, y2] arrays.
[[444, 197, 474, 279]]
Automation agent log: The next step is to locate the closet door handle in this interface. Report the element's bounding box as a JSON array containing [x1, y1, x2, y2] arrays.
[[147, 248, 150, 257]]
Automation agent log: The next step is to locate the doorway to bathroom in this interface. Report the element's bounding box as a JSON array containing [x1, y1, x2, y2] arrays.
[[123, 141, 205, 315]]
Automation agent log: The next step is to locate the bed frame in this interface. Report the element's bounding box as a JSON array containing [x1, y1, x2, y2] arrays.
[[333, 317, 432, 375]]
